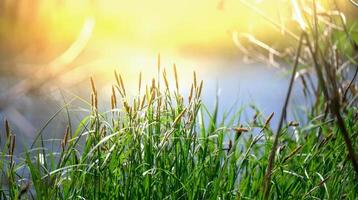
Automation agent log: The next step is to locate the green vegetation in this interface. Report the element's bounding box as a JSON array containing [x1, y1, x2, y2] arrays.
[[1, 63, 357, 199], [1, 1, 358, 199]]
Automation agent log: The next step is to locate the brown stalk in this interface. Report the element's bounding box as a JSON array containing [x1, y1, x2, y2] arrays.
[[196, 80, 203, 98], [138, 72, 142, 93], [123, 101, 131, 114], [331, 99, 358, 175], [188, 84, 194, 103], [90, 77, 98, 111], [173, 64, 179, 93], [114, 71, 126, 96], [5, 119, 10, 139], [163, 68, 169, 90], [342, 66, 358, 103], [9, 135, 15, 165], [157, 54, 161, 92], [263, 33, 304, 199], [140, 95, 146, 110], [193, 71, 197, 89], [112, 85, 117, 105], [303, 32, 358, 176], [61, 125, 70, 151], [111, 95, 115, 110], [90, 76, 96, 94]]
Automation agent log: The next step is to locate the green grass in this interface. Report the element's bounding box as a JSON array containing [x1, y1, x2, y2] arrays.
[[1, 1, 358, 199], [1, 66, 357, 199]]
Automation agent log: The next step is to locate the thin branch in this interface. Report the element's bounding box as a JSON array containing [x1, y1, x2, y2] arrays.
[[263, 33, 305, 199]]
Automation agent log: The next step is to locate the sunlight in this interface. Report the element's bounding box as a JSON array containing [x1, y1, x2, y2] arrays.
[[290, 0, 306, 30], [51, 17, 95, 69]]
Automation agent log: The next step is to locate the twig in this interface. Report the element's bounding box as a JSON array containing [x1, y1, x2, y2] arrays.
[[263, 33, 304, 199]]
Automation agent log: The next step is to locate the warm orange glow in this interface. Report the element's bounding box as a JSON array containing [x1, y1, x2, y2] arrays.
[[0, 0, 352, 85]]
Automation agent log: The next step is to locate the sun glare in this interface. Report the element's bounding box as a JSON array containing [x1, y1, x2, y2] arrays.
[[0, 0, 348, 85]]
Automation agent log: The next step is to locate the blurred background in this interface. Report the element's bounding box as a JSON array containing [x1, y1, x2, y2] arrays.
[[0, 0, 357, 147]]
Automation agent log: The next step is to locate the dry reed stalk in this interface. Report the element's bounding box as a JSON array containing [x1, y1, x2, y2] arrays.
[[342, 66, 358, 104], [136, 96, 141, 111], [188, 84, 194, 103], [123, 101, 131, 114], [193, 71, 197, 89], [133, 99, 137, 113], [146, 85, 150, 103], [90, 77, 98, 111], [114, 71, 126, 97], [61, 125, 70, 151], [90, 92, 98, 111], [196, 80, 203, 98], [263, 33, 305, 199], [148, 89, 156, 107], [112, 85, 117, 105], [173, 64, 179, 92], [140, 95, 146, 110], [138, 72, 142, 93], [90, 76, 96, 94], [301, 29, 358, 176], [111, 85, 117, 111], [163, 69, 169, 91], [111, 95, 115, 111], [151, 78, 156, 92], [5, 119, 10, 139], [9, 135, 15, 165], [157, 54, 161, 92]]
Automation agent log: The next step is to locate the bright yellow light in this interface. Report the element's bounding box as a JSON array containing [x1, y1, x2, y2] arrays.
[[1, 0, 343, 86], [290, 0, 306, 30]]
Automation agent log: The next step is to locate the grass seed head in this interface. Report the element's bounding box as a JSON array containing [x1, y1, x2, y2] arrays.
[[197, 80, 203, 98], [228, 140, 232, 153], [90, 76, 97, 94], [173, 108, 187, 126], [4, 119, 10, 139], [261, 112, 274, 132], [288, 121, 299, 127], [193, 71, 197, 88], [112, 85, 117, 102], [189, 84, 194, 103], [123, 101, 131, 114], [61, 125, 70, 151], [111, 95, 115, 110], [91, 92, 98, 111], [140, 95, 146, 110], [138, 72, 142, 93], [114, 71, 126, 96], [163, 68, 169, 90], [234, 126, 249, 139], [173, 64, 179, 92]]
